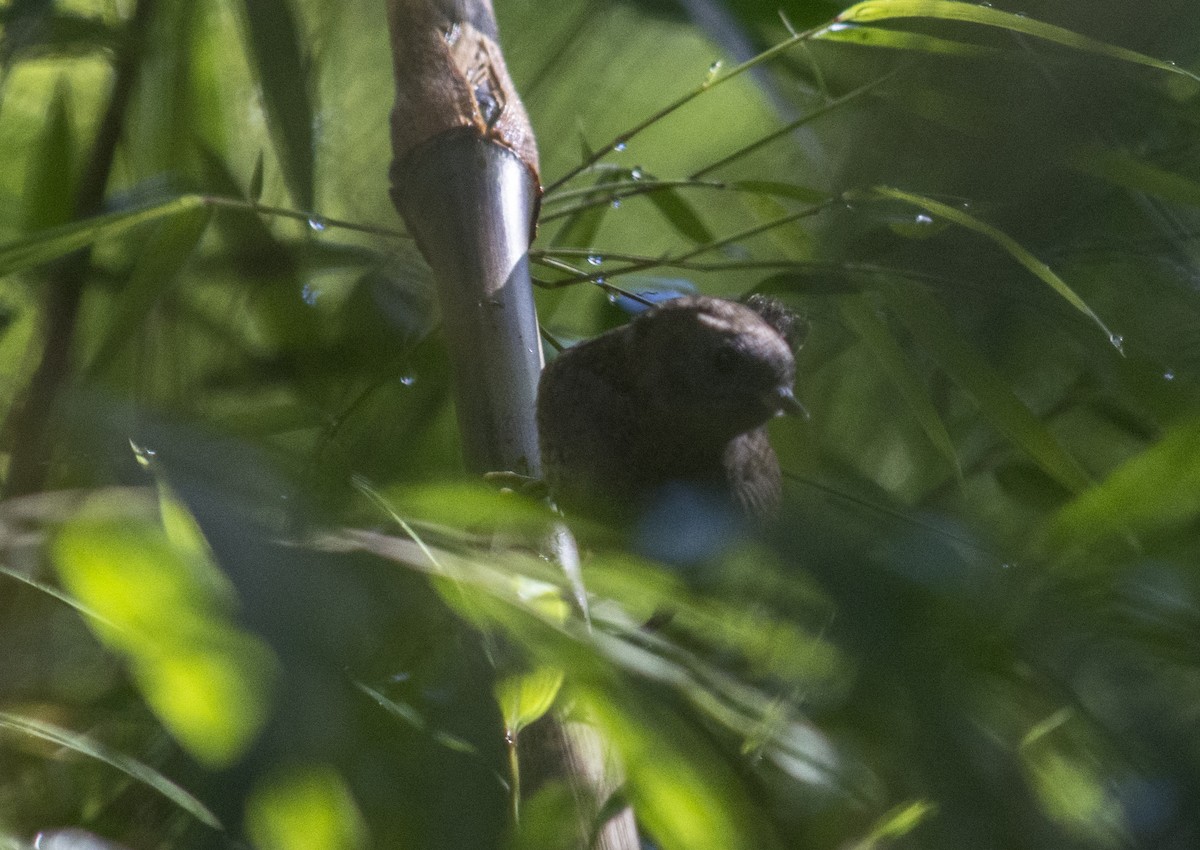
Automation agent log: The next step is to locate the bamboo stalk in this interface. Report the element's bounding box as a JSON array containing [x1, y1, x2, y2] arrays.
[[385, 3, 637, 848]]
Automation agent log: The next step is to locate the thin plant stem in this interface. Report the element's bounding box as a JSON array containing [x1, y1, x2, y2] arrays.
[[534, 204, 832, 288], [544, 19, 833, 194], [201, 195, 411, 239], [691, 70, 898, 179]]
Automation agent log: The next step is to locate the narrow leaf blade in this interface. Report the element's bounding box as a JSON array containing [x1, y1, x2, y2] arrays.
[[0, 711, 221, 828], [0, 196, 206, 277], [839, 294, 961, 478], [87, 206, 212, 376], [884, 284, 1092, 493], [647, 186, 716, 244], [835, 0, 1200, 82], [871, 185, 1113, 341], [239, 0, 314, 209]]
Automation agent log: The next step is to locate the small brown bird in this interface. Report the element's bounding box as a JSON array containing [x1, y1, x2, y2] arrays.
[[537, 295, 804, 556]]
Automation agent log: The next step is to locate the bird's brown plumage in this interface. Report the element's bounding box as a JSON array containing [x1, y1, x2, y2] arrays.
[[537, 295, 802, 531]]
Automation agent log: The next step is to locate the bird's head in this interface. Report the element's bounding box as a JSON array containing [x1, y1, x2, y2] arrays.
[[626, 295, 804, 445]]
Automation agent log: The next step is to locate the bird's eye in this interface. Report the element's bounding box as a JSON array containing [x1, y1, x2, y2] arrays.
[[713, 347, 737, 373]]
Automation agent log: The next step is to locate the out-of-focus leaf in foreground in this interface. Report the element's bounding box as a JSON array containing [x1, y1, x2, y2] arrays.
[[52, 492, 277, 768], [1043, 418, 1200, 557], [245, 765, 367, 850]]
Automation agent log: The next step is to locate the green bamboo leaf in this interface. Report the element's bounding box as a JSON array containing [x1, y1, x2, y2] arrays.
[[246, 766, 366, 850], [53, 499, 278, 769], [0, 711, 221, 828], [238, 0, 314, 210], [884, 285, 1092, 493], [870, 186, 1115, 342], [857, 800, 937, 847], [839, 294, 961, 478], [833, 0, 1200, 83], [494, 666, 565, 735], [0, 195, 206, 278], [816, 20, 998, 56], [1044, 418, 1200, 554], [1069, 146, 1200, 207], [23, 80, 75, 233], [647, 186, 716, 244], [87, 206, 211, 377]]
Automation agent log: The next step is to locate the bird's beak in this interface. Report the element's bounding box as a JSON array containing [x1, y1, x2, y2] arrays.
[[772, 387, 810, 420]]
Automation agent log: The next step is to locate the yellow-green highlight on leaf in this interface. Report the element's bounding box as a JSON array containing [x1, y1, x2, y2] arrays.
[[1021, 746, 1126, 845], [0, 711, 221, 828], [835, 0, 1200, 84], [581, 687, 772, 850], [1043, 418, 1200, 555], [884, 285, 1093, 494], [52, 495, 277, 768], [1070, 146, 1200, 208], [495, 666, 565, 736], [870, 186, 1115, 343], [0, 195, 205, 277], [853, 800, 937, 849], [839, 294, 962, 478], [246, 765, 367, 850], [815, 21, 998, 56]]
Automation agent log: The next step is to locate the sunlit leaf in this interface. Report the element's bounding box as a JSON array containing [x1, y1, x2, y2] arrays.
[[53, 496, 277, 768], [834, 0, 1200, 83], [0, 711, 220, 828], [839, 294, 961, 477], [1021, 743, 1125, 845], [379, 481, 555, 536], [246, 765, 367, 850], [854, 800, 936, 848], [815, 21, 997, 56], [1044, 418, 1200, 554], [583, 686, 776, 850], [496, 666, 565, 735], [883, 284, 1092, 493]]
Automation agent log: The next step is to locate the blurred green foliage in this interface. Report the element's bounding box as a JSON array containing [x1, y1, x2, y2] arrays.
[[2, 0, 1200, 849]]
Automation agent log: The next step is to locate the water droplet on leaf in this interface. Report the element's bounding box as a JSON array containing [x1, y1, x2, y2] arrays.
[[400, 374, 417, 387], [613, 140, 627, 152], [1109, 332, 1125, 354], [302, 284, 319, 305], [587, 255, 603, 266], [610, 199, 621, 209], [307, 216, 327, 232], [1164, 370, 1176, 381], [915, 213, 934, 225], [630, 167, 643, 181]]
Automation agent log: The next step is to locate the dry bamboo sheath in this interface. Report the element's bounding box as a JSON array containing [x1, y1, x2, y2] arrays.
[[385, 2, 637, 848]]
